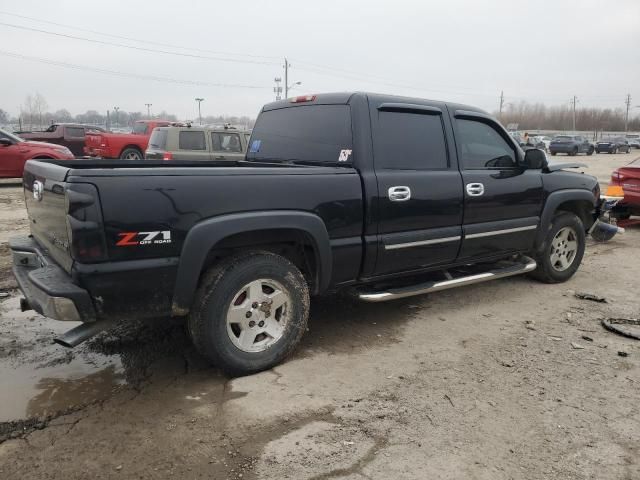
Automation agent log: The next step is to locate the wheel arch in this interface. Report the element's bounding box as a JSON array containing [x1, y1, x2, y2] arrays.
[[171, 210, 332, 316], [536, 190, 596, 249]]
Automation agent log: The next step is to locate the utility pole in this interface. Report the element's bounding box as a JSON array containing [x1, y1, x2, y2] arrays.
[[274, 77, 283, 101], [145, 103, 152, 119], [570, 96, 578, 132], [498, 90, 505, 118], [624, 94, 632, 132], [114, 106, 120, 128], [284, 58, 290, 98], [195, 98, 204, 125]]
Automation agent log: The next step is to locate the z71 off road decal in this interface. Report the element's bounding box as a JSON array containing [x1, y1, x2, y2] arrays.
[[116, 231, 172, 246]]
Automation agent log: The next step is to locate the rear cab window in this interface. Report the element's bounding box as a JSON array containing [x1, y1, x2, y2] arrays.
[[132, 123, 148, 135], [247, 105, 353, 164]]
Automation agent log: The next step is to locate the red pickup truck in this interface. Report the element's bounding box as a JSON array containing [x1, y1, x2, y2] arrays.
[[84, 120, 171, 160]]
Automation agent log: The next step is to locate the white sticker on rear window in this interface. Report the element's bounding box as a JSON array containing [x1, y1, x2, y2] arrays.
[[338, 149, 352, 162]]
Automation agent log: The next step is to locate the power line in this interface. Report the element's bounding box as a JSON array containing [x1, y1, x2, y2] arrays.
[[0, 50, 267, 89], [0, 21, 280, 66], [0, 10, 281, 61]]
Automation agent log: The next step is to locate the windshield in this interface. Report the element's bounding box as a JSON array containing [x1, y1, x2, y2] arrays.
[[0, 128, 24, 143], [132, 123, 148, 135]]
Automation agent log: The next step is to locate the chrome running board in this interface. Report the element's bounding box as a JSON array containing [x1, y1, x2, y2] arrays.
[[358, 255, 537, 302]]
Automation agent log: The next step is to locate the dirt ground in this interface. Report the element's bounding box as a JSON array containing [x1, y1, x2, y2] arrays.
[[0, 153, 639, 480]]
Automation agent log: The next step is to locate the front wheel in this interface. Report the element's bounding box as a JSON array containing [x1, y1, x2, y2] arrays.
[[188, 251, 310, 376], [611, 148, 617, 154], [530, 212, 585, 283], [551, 151, 557, 156], [569, 147, 578, 156]]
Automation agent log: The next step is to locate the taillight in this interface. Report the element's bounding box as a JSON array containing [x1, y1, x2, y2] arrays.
[[290, 95, 316, 103], [610, 171, 623, 184], [65, 184, 108, 262], [163, 151, 173, 161]]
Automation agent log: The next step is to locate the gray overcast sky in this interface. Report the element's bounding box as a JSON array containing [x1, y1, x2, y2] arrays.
[[1, 0, 639, 120]]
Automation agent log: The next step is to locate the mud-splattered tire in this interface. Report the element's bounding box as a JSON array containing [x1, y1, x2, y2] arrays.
[[188, 251, 309, 376], [530, 212, 585, 284]]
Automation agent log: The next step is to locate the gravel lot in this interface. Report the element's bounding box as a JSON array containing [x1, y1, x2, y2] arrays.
[[1, 152, 639, 479]]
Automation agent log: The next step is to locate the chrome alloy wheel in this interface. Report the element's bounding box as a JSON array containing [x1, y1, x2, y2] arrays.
[[124, 151, 141, 160], [550, 226, 578, 271], [226, 279, 290, 353]]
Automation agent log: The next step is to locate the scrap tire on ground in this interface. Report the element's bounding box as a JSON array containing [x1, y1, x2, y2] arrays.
[[188, 251, 310, 376], [530, 212, 585, 284]]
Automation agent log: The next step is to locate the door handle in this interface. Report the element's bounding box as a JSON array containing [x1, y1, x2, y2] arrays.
[[388, 186, 411, 202], [466, 183, 485, 196]]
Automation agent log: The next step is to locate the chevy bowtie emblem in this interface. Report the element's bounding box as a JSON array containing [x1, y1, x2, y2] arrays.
[[33, 180, 44, 201]]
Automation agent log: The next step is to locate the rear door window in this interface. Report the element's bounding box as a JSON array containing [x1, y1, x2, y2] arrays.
[[212, 132, 242, 152], [247, 105, 352, 164], [373, 110, 448, 170], [65, 127, 85, 138], [179, 131, 206, 150], [456, 119, 517, 169]]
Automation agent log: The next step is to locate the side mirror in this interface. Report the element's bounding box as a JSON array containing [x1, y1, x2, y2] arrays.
[[523, 148, 547, 170], [0, 138, 12, 147]]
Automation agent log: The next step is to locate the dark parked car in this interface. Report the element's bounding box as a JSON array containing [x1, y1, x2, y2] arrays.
[[11, 92, 602, 375], [549, 135, 594, 156], [17, 123, 107, 157], [596, 137, 631, 154]]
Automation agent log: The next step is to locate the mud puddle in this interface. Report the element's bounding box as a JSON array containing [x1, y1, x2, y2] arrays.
[[0, 296, 126, 423]]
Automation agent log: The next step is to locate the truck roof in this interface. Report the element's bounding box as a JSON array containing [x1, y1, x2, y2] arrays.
[[262, 92, 488, 116]]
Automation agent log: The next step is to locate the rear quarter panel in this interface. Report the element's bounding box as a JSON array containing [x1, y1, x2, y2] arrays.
[[68, 167, 364, 273]]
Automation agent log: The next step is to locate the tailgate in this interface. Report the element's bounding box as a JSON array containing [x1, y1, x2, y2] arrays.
[[23, 160, 107, 272], [85, 132, 103, 148]]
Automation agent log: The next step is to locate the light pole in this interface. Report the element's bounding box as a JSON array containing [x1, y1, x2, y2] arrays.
[[145, 103, 152, 119], [195, 98, 204, 125], [113, 106, 120, 128], [288, 81, 302, 95]]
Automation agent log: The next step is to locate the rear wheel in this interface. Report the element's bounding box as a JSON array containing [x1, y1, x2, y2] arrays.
[[530, 212, 585, 283], [188, 251, 310, 376], [120, 148, 142, 160], [551, 151, 557, 156], [587, 147, 594, 156]]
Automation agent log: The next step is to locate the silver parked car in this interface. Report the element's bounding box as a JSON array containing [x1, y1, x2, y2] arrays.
[[145, 125, 251, 161]]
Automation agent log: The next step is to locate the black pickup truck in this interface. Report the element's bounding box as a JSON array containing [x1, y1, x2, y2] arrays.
[[10, 92, 603, 375]]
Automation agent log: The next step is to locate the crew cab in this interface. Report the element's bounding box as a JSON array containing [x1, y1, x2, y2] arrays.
[[84, 120, 171, 160], [10, 92, 602, 375], [17, 123, 107, 157], [0, 127, 74, 178]]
